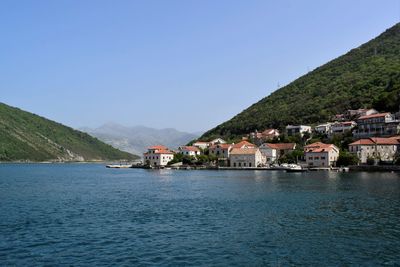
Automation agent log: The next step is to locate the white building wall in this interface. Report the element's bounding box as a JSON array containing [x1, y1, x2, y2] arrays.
[[349, 144, 398, 163]]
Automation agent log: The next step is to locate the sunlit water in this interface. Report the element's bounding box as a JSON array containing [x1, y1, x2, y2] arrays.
[[0, 164, 399, 266]]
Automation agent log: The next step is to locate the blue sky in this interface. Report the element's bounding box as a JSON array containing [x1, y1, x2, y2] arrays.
[[1, 0, 399, 132]]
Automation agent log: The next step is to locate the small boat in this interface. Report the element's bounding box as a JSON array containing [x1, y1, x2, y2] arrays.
[[285, 164, 308, 172], [106, 164, 132, 168]]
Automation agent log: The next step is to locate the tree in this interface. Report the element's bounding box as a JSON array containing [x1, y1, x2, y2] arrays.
[[336, 151, 359, 166]]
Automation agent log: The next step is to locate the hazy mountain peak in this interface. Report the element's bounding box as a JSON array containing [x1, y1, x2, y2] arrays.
[[81, 123, 200, 155]]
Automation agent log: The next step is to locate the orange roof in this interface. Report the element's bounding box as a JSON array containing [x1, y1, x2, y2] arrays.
[[304, 142, 331, 149], [148, 145, 168, 150], [304, 142, 338, 153], [144, 149, 174, 155], [232, 140, 256, 149], [230, 148, 259, 155], [358, 112, 390, 120], [350, 137, 400, 146], [264, 143, 296, 150]]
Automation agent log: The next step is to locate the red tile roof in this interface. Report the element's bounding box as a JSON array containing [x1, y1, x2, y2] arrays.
[[148, 145, 168, 150], [232, 140, 256, 149], [349, 137, 400, 146], [304, 142, 338, 153], [144, 149, 174, 155], [304, 142, 331, 149], [358, 112, 391, 120], [264, 143, 296, 150]]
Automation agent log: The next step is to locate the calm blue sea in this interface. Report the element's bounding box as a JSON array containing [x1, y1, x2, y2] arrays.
[[0, 164, 399, 266]]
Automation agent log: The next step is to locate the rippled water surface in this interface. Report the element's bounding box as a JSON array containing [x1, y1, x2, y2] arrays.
[[1, 164, 400, 266]]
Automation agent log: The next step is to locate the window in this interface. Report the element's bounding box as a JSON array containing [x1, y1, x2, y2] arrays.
[[321, 157, 326, 160], [249, 163, 252, 167]]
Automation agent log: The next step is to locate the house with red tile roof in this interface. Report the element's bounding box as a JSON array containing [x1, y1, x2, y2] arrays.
[[349, 137, 400, 164], [331, 121, 357, 135], [304, 142, 339, 167], [249, 129, 280, 145], [143, 145, 174, 167], [259, 143, 296, 163], [209, 143, 233, 159], [353, 112, 399, 138], [232, 140, 256, 149]]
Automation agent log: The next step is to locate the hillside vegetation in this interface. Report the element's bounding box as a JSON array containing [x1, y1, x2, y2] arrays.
[[0, 103, 139, 161], [201, 23, 400, 140]]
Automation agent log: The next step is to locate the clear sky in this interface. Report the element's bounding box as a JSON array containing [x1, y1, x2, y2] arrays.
[[1, 0, 399, 132]]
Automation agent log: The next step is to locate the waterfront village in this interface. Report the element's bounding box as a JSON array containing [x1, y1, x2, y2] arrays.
[[141, 108, 400, 171]]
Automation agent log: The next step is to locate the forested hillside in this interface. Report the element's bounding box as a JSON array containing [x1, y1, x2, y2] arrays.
[[201, 23, 400, 140], [0, 103, 139, 161]]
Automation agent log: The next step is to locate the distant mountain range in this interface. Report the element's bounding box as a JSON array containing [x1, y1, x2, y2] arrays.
[[81, 123, 200, 155], [0, 103, 139, 162], [201, 23, 400, 140]]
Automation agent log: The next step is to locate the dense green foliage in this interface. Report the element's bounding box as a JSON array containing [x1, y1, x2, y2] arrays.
[[0, 103, 139, 161], [336, 151, 359, 166], [201, 23, 400, 140]]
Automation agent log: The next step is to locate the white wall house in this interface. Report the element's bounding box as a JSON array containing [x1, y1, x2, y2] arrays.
[[209, 138, 227, 145], [250, 129, 280, 145], [347, 108, 378, 118], [304, 142, 339, 167], [286, 125, 312, 137], [349, 137, 400, 164], [229, 148, 265, 168], [331, 121, 356, 135], [143, 145, 174, 167], [192, 141, 209, 150], [209, 143, 233, 159], [178, 146, 201, 157], [353, 113, 396, 138], [314, 123, 332, 135], [259, 143, 296, 164]]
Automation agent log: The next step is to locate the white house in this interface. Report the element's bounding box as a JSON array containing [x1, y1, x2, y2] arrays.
[[331, 121, 357, 135], [304, 142, 339, 167], [249, 129, 280, 144], [229, 148, 265, 168], [209, 138, 227, 145], [314, 123, 332, 135], [143, 145, 174, 167], [286, 125, 312, 137], [178, 146, 201, 157], [349, 137, 400, 164], [353, 113, 396, 138], [192, 141, 209, 150], [347, 108, 378, 118], [209, 143, 233, 159], [259, 143, 296, 163]]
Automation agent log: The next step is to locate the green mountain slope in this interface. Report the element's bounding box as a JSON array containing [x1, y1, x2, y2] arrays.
[[0, 103, 139, 161], [201, 23, 400, 140]]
